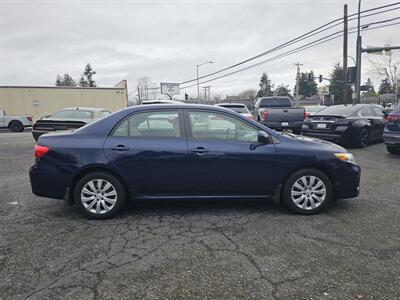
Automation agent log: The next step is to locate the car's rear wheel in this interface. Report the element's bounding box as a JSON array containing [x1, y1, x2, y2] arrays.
[[74, 172, 126, 219], [9, 121, 24, 132], [387, 145, 399, 154], [282, 169, 332, 214], [355, 128, 369, 148]]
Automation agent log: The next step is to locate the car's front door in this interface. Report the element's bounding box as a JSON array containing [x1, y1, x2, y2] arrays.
[[185, 109, 278, 196], [103, 109, 189, 196]]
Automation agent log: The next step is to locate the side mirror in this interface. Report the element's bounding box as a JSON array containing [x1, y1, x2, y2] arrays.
[[251, 131, 270, 150], [383, 110, 389, 119], [258, 131, 270, 144]]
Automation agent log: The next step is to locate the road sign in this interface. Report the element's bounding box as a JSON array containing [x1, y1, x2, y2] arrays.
[[319, 86, 329, 95], [160, 83, 180, 97]]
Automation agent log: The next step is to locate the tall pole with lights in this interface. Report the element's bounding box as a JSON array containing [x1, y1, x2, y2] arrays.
[[196, 61, 213, 101]]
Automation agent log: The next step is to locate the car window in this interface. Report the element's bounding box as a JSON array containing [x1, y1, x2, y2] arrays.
[[101, 111, 111, 117], [371, 106, 384, 117], [358, 106, 374, 117], [112, 110, 181, 138], [188, 111, 258, 142], [52, 110, 94, 119]]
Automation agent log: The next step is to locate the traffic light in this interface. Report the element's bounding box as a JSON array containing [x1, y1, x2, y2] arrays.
[[184, 93, 189, 100], [319, 75, 323, 83], [347, 66, 356, 84]]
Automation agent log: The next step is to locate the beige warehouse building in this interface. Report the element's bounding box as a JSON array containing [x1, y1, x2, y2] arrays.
[[0, 80, 128, 121]]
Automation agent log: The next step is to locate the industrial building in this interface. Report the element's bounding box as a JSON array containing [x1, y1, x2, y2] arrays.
[[0, 80, 128, 121]]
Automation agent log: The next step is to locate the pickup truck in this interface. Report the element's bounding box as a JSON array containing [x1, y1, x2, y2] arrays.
[[0, 108, 33, 132], [254, 97, 305, 134]]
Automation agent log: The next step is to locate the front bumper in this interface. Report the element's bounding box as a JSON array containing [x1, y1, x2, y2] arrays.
[[383, 132, 400, 145], [334, 162, 361, 199]]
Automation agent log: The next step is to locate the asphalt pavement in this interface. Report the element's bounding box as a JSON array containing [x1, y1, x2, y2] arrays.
[[0, 132, 399, 299]]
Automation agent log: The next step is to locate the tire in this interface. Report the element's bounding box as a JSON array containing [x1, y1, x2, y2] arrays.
[[74, 172, 127, 219], [387, 145, 399, 154], [292, 128, 302, 135], [355, 128, 369, 148], [282, 169, 332, 215], [9, 121, 24, 132]]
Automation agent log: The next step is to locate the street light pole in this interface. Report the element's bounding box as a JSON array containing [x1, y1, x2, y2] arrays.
[[196, 61, 213, 101], [355, 0, 362, 105]]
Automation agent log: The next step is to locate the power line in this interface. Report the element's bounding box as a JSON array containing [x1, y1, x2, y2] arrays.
[[181, 20, 400, 89], [179, 2, 400, 85]]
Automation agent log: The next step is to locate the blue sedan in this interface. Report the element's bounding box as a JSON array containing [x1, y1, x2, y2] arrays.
[[29, 104, 361, 219]]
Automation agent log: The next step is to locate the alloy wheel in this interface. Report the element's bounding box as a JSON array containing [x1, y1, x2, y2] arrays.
[[80, 179, 117, 214], [291, 175, 326, 210]]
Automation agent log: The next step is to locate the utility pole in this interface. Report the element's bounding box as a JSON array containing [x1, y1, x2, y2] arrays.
[[294, 62, 303, 106], [355, 0, 362, 104], [343, 4, 348, 105]]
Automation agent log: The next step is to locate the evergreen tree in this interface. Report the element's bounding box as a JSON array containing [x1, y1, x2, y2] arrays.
[[256, 73, 274, 97], [378, 78, 394, 94], [328, 63, 352, 104], [361, 78, 376, 97], [55, 73, 76, 86], [274, 84, 291, 97], [294, 71, 318, 98], [79, 63, 96, 87]]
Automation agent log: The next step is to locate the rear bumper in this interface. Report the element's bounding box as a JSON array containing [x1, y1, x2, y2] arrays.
[[29, 164, 72, 200], [260, 121, 303, 130], [302, 130, 345, 142]]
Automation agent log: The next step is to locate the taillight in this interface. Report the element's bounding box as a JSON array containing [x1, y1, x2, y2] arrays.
[[247, 115, 254, 120], [34, 145, 49, 158], [386, 114, 400, 122], [304, 111, 310, 120], [261, 111, 269, 120], [27, 116, 33, 122]]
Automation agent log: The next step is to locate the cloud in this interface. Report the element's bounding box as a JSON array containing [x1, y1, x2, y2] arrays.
[[1, 0, 399, 96]]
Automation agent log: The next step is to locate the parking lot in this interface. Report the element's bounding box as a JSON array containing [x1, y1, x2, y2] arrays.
[[0, 131, 399, 299]]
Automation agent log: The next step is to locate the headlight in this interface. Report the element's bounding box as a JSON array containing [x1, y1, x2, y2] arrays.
[[335, 153, 356, 164]]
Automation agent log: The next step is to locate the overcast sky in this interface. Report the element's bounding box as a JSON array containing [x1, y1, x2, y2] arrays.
[[1, 0, 399, 98]]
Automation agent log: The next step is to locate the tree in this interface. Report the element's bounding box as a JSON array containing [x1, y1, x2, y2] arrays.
[[361, 78, 376, 97], [256, 73, 274, 97], [379, 77, 394, 94], [274, 84, 291, 97], [328, 63, 352, 104], [55, 73, 76, 86], [79, 63, 96, 87], [238, 89, 257, 100], [369, 55, 399, 93], [294, 71, 317, 98], [136, 76, 152, 102]]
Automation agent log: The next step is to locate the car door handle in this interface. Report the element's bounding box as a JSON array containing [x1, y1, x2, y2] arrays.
[[191, 147, 209, 155], [111, 145, 129, 151]]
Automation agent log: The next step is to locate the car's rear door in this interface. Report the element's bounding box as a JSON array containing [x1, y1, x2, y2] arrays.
[[103, 109, 189, 196], [184, 109, 278, 196]]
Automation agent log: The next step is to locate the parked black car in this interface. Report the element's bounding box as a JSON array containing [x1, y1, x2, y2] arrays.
[[383, 104, 400, 154], [302, 104, 386, 148]]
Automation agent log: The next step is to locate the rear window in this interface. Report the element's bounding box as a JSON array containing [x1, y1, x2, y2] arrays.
[[52, 110, 94, 119], [315, 105, 355, 117], [220, 105, 248, 113], [260, 97, 292, 108]]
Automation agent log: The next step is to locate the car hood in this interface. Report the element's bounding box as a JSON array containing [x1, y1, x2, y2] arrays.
[[295, 135, 347, 153]]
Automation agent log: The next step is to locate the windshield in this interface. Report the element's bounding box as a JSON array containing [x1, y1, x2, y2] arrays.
[[260, 97, 292, 108], [220, 105, 248, 113], [315, 105, 355, 117], [52, 110, 94, 119]]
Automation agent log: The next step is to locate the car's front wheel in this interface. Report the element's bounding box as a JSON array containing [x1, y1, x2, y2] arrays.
[[74, 172, 126, 219], [282, 169, 332, 214]]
